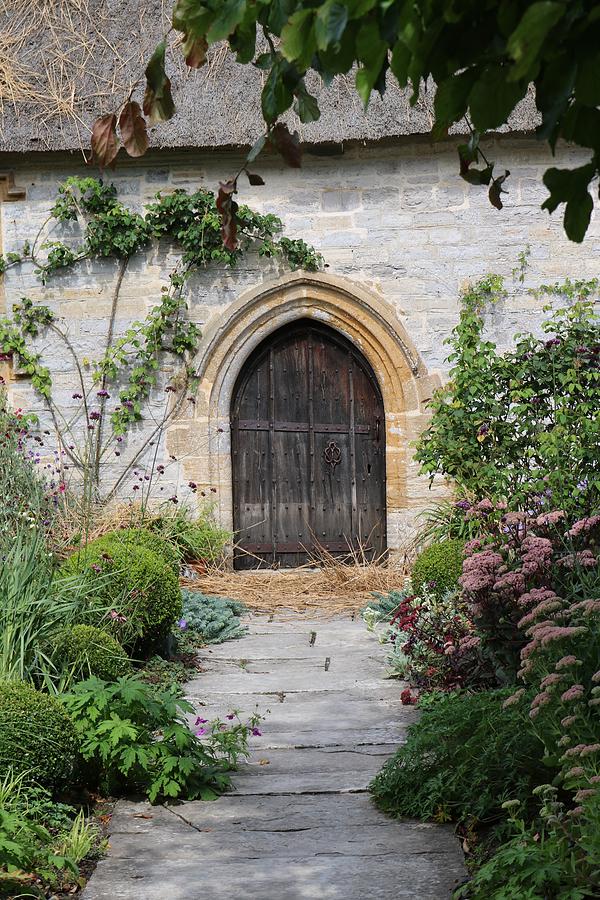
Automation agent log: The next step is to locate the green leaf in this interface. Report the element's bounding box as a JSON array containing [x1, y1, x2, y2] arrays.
[[389, 39, 411, 87], [507, 2, 565, 81], [355, 21, 387, 107], [561, 103, 600, 152], [434, 69, 478, 134], [542, 162, 597, 241], [267, 0, 297, 33], [172, 0, 212, 35], [469, 66, 527, 131], [206, 0, 246, 43], [143, 41, 175, 124], [247, 133, 266, 163], [575, 54, 600, 107], [281, 9, 317, 70], [294, 86, 320, 123], [315, 1, 349, 52], [261, 66, 294, 123]]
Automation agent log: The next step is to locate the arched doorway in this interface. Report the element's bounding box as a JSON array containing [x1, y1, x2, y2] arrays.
[[231, 320, 386, 569]]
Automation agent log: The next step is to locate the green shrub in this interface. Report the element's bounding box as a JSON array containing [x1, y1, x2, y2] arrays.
[[181, 591, 247, 643], [0, 682, 79, 792], [102, 528, 179, 574], [370, 690, 546, 825], [411, 539, 464, 598], [52, 625, 131, 682], [61, 538, 182, 650]]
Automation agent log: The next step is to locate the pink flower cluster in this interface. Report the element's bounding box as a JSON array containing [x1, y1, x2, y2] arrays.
[[567, 515, 600, 538], [460, 549, 503, 593]]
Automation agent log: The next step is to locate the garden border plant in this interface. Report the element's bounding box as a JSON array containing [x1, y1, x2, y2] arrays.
[[415, 274, 600, 519]]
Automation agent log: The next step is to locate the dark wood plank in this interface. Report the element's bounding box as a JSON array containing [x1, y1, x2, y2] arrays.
[[231, 321, 386, 569]]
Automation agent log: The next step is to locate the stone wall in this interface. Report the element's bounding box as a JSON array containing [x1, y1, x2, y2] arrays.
[[0, 136, 598, 554]]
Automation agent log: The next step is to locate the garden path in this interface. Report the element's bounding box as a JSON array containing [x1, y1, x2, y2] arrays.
[[83, 615, 465, 899]]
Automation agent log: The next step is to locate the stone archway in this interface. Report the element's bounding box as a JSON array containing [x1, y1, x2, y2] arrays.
[[167, 271, 444, 555]]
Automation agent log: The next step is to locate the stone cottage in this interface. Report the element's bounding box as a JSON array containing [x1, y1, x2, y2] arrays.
[[0, 2, 597, 566]]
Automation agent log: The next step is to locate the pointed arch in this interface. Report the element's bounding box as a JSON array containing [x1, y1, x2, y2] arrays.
[[167, 271, 444, 554]]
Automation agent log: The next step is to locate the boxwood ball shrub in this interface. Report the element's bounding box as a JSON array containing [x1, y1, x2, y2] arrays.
[[0, 681, 79, 791], [52, 624, 132, 682], [62, 537, 182, 649], [104, 528, 180, 575], [411, 539, 465, 598]]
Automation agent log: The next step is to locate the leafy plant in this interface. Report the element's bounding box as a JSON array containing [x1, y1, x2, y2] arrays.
[[0, 682, 79, 792], [370, 689, 546, 826], [416, 283, 600, 517], [60, 675, 261, 803], [148, 504, 231, 564], [411, 539, 465, 599], [418, 496, 489, 544], [380, 587, 490, 691], [181, 591, 247, 644], [455, 786, 600, 899]]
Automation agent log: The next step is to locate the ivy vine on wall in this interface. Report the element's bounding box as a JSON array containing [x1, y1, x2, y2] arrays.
[[0, 176, 323, 502]]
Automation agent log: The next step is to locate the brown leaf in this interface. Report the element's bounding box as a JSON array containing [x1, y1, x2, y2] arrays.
[[90, 113, 119, 169], [216, 179, 238, 251], [246, 170, 265, 186], [489, 169, 510, 210], [183, 34, 208, 68], [269, 123, 302, 168], [119, 101, 149, 158], [132, 813, 154, 819]]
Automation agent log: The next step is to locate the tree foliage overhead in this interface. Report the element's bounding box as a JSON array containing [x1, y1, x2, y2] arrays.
[[92, 1, 600, 245]]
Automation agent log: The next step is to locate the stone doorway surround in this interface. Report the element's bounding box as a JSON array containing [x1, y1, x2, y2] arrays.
[[167, 272, 446, 555]]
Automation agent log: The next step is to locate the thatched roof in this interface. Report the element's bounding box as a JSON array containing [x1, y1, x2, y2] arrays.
[[0, 0, 538, 155]]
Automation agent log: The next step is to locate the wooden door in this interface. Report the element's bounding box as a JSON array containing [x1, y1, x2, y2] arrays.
[[231, 321, 386, 569]]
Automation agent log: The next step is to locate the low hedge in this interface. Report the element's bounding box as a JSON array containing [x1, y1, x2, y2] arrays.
[[411, 539, 465, 598], [52, 624, 132, 682], [0, 681, 79, 792]]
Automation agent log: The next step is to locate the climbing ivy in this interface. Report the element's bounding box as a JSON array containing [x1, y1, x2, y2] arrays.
[[0, 176, 323, 495]]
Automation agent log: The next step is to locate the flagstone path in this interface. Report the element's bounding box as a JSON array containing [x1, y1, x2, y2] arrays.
[[83, 615, 465, 899]]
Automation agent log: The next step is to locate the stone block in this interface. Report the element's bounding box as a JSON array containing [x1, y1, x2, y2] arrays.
[[321, 189, 361, 212]]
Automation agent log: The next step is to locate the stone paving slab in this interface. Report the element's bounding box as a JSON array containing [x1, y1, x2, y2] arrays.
[[238, 745, 398, 775], [84, 855, 462, 900], [83, 613, 465, 899]]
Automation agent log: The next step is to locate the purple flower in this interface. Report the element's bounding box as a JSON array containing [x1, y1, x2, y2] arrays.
[[72, 392, 83, 399], [226, 713, 235, 720], [251, 727, 262, 737], [89, 411, 101, 421], [178, 618, 188, 630], [195, 717, 208, 726], [195, 728, 207, 736], [97, 389, 110, 398]]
